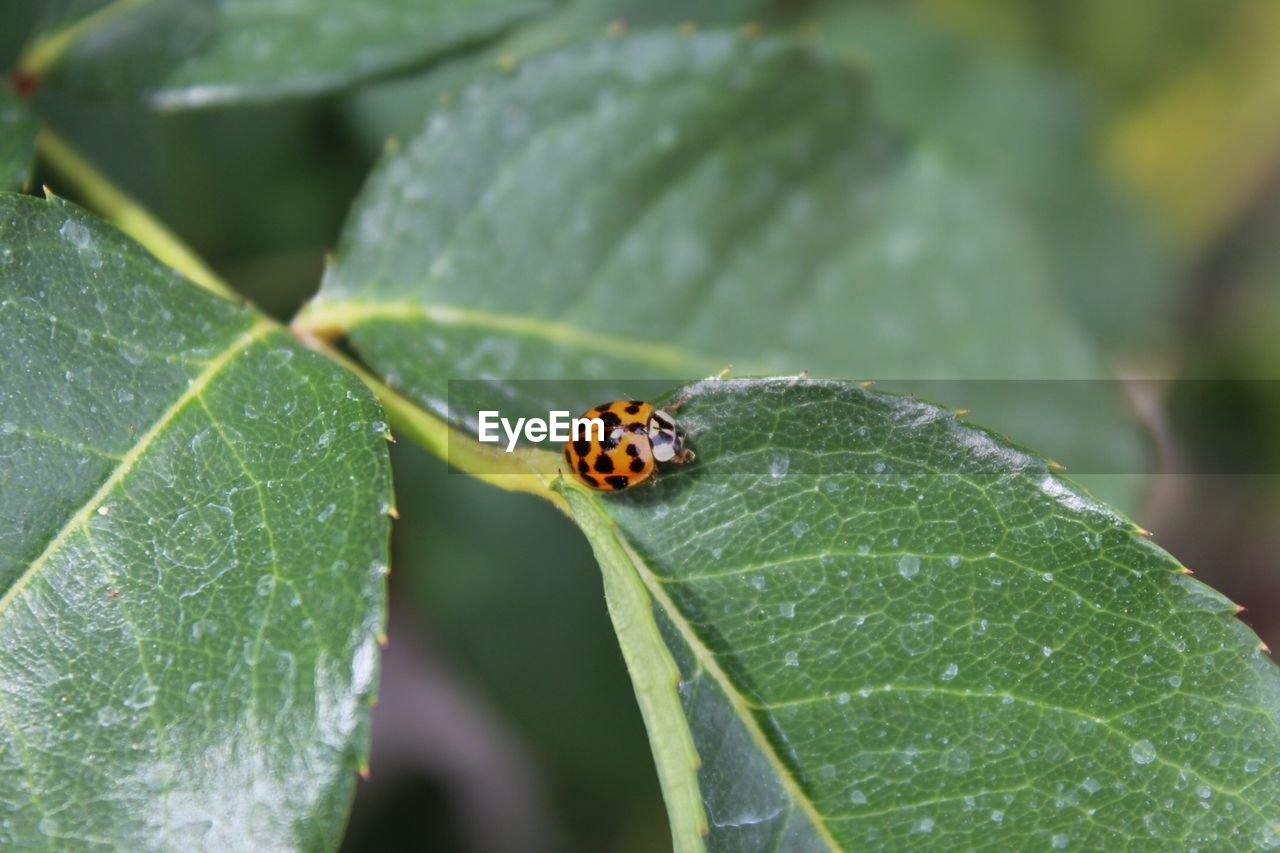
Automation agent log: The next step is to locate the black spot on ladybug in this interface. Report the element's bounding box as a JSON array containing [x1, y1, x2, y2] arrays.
[[630, 458, 646, 473], [625, 443, 639, 457], [605, 475, 631, 490], [594, 454, 615, 474], [598, 411, 622, 428], [603, 430, 620, 450], [582, 474, 599, 488], [625, 403, 641, 414], [573, 439, 591, 457], [577, 459, 590, 474]]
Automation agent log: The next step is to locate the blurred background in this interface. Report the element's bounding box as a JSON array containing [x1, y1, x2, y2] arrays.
[[5, 1, 1279, 850]]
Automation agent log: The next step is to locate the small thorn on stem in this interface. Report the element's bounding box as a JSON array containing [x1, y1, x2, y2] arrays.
[[7, 70, 37, 98]]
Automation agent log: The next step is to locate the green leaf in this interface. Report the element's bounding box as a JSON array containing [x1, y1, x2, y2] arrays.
[[807, 3, 1173, 352], [25, 0, 554, 108], [299, 31, 1145, 507], [0, 193, 391, 846], [565, 378, 1280, 850], [0, 89, 37, 191]]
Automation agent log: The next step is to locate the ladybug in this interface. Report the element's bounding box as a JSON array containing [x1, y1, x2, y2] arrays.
[[563, 400, 694, 491]]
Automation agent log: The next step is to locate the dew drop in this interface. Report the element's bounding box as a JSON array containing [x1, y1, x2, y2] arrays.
[[849, 789, 867, 805], [769, 452, 790, 478], [897, 554, 920, 579], [836, 691, 851, 705], [912, 818, 934, 834], [779, 602, 795, 619], [256, 574, 275, 596], [97, 705, 125, 727], [123, 681, 158, 710], [317, 503, 337, 522], [941, 663, 958, 681], [1130, 739, 1157, 765], [899, 613, 936, 656], [1052, 833, 1070, 849], [59, 219, 90, 249], [783, 651, 799, 667]]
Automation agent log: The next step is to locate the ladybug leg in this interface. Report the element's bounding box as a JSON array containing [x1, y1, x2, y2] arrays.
[[665, 393, 690, 413]]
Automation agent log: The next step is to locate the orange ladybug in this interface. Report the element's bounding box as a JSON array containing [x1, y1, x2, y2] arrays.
[[563, 400, 694, 491]]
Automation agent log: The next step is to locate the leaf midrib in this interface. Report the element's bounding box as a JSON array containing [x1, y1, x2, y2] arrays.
[[303, 299, 730, 372], [612, 528, 842, 851], [0, 317, 274, 618]]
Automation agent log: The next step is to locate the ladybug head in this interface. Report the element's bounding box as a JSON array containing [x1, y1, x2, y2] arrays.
[[647, 409, 686, 463]]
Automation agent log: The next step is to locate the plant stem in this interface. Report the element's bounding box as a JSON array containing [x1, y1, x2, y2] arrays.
[[294, 335, 570, 514], [15, 0, 155, 79], [36, 127, 235, 301], [37, 127, 561, 506]]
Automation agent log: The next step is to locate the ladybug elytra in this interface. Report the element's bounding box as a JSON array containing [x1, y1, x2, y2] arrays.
[[562, 400, 694, 491]]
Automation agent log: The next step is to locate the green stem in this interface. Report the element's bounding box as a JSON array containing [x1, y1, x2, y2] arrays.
[[34, 127, 563, 505], [36, 127, 235, 301], [562, 489, 708, 852], [294, 335, 570, 514], [15, 0, 155, 79]]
